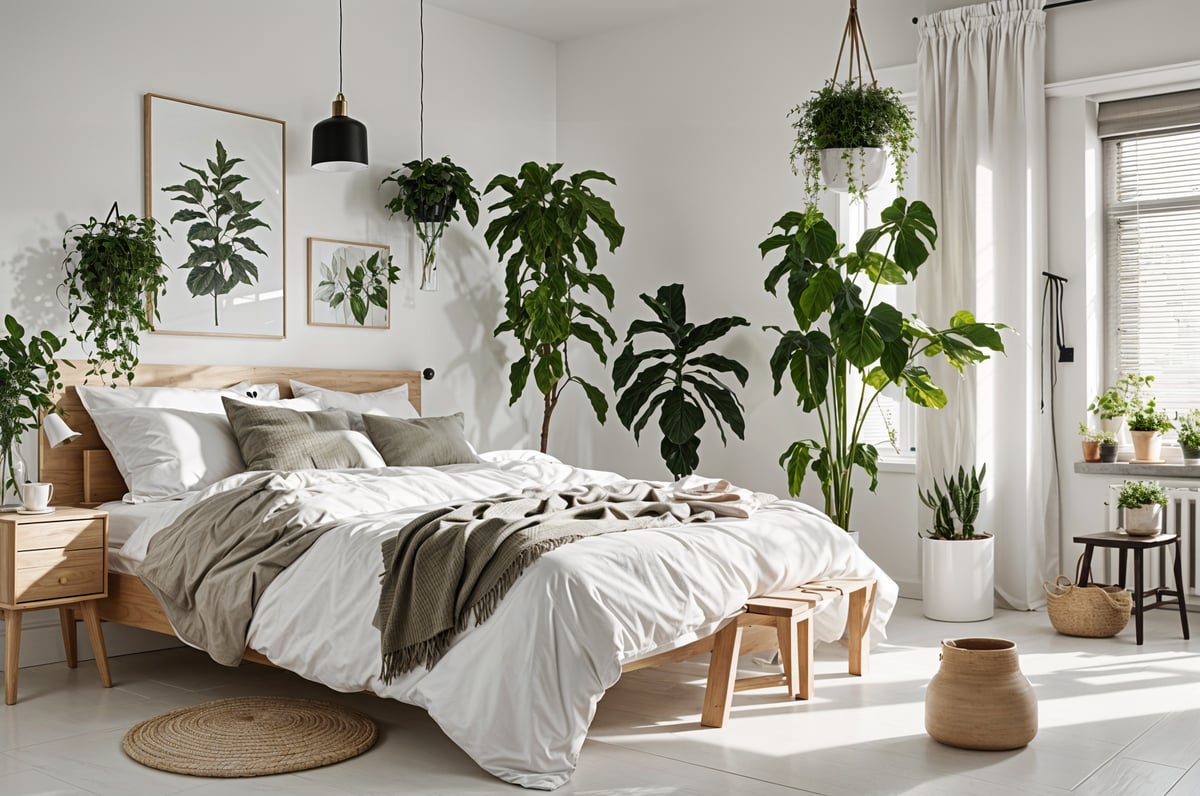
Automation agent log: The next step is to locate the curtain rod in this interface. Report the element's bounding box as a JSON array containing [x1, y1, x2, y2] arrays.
[[912, 0, 1093, 25]]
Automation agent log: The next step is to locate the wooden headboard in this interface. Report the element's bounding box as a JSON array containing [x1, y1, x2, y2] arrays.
[[39, 362, 423, 507]]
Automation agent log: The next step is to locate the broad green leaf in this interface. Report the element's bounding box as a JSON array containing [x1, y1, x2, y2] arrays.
[[574, 377, 609, 423], [833, 310, 885, 369], [661, 436, 701, 479], [852, 443, 880, 491], [868, 303, 903, 342], [799, 268, 842, 324], [661, 387, 705, 445], [508, 356, 530, 405], [901, 366, 947, 408], [880, 337, 909, 381], [350, 294, 368, 325], [683, 316, 749, 352], [688, 352, 749, 387], [533, 349, 564, 395], [779, 440, 815, 497]]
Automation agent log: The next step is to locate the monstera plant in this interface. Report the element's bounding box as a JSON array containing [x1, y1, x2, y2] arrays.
[[163, 139, 270, 326], [485, 162, 624, 453], [613, 284, 748, 478], [763, 199, 1007, 532]]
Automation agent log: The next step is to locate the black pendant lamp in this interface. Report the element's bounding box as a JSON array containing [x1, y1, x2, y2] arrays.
[[312, 0, 368, 172]]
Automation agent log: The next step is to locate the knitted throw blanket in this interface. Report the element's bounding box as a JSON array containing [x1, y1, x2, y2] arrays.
[[375, 481, 722, 682]]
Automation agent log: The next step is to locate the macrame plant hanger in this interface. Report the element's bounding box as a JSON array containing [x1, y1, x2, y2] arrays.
[[832, 0, 877, 88]]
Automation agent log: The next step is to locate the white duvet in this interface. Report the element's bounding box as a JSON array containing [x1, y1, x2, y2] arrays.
[[121, 450, 899, 789]]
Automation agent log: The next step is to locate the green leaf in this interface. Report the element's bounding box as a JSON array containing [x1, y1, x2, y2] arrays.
[[187, 222, 220, 242], [508, 356, 530, 405], [691, 378, 746, 441], [901, 366, 947, 408], [799, 268, 842, 324], [349, 294, 368, 325], [533, 350, 564, 395], [865, 367, 890, 390], [575, 377, 609, 423], [797, 214, 838, 262], [687, 352, 749, 387], [880, 338, 909, 381], [683, 315, 748, 352], [779, 440, 815, 497], [616, 361, 671, 428], [570, 321, 608, 364], [852, 443, 880, 491], [662, 436, 701, 479], [868, 303, 903, 342], [660, 387, 704, 445], [833, 310, 885, 369]]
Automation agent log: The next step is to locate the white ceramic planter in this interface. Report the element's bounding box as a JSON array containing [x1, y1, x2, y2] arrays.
[[922, 535, 995, 622], [1101, 415, 1129, 448], [819, 147, 888, 194], [1130, 430, 1163, 462], [1124, 503, 1162, 537]]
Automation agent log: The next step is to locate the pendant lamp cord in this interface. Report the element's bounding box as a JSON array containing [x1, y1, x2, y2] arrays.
[[338, 0, 344, 95], [419, 0, 425, 159]]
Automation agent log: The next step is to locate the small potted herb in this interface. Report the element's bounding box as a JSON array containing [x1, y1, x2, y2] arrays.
[[1117, 480, 1167, 537], [789, 79, 916, 208], [919, 465, 993, 622], [1128, 401, 1173, 462], [1078, 423, 1107, 463], [1098, 431, 1119, 463], [1088, 373, 1153, 440], [1178, 410, 1200, 463], [382, 156, 479, 291]]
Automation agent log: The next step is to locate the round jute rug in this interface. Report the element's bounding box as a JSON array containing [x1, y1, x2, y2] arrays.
[[122, 697, 378, 777]]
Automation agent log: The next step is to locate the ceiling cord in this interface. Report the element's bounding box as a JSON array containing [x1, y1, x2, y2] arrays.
[[419, 0, 425, 159], [338, 0, 344, 96]]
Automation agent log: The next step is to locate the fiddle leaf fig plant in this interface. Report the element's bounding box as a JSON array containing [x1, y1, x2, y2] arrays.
[[613, 284, 749, 479], [763, 198, 1007, 532], [485, 162, 625, 453], [163, 139, 270, 326], [0, 315, 67, 497], [382, 156, 479, 290], [60, 203, 169, 384]]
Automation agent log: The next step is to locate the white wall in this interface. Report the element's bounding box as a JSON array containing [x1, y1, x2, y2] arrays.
[[0, 0, 556, 664], [553, 0, 1200, 594]]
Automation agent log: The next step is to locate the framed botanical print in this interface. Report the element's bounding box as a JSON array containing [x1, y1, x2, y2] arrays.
[[144, 94, 286, 338], [307, 238, 397, 329]]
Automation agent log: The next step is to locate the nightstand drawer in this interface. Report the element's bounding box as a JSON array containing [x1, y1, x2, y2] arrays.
[[15, 518, 105, 553], [13, 548, 105, 603]]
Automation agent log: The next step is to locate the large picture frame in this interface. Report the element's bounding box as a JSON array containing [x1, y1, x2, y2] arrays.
[[144, 94, 286, 339], [307, 237, 395, 329]]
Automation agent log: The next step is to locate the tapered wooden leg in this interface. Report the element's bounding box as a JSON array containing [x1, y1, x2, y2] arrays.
[[1134, 549, 1145, 646], [701, 621, 744, 728], [79, 602, 112, 688], [848, 583, 875, 676], [775, 616, 799, 698], [796, 615, 814, 701], [59, 607, 78, 669], [4, 610, 21, 705], [1173, 538, 1190, 640]]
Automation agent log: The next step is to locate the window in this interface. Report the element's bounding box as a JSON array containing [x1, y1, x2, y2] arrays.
[[1101, 90, 1200, 422]]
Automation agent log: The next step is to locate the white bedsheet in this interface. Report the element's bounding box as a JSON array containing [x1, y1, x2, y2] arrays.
[[121, 450, 899, 789], [100, 500, 180, 575]]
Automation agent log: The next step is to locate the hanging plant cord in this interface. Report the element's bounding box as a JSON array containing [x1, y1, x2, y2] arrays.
[[419, 0, 425, 159], [833, 0, 876, 86]]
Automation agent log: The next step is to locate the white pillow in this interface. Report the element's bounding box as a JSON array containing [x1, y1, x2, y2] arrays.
[[90, 408, 246, 503], [77, 381, 279, 415], [289, 380, 419, 419]]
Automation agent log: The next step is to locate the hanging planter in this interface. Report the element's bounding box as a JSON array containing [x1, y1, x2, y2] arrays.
[[789, 0, 915, 207], [382, 157, 479, 293]]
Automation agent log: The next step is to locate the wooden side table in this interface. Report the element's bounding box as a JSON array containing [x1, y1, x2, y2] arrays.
[[0, 507, 112, 704], [1074, 531, 1190, 646]]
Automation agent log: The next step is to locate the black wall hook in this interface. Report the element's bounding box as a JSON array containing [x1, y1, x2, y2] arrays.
[[422, 368, 435, 381]]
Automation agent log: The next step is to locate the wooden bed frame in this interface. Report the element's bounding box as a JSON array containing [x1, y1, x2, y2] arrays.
[[40, 362, 776, 674]]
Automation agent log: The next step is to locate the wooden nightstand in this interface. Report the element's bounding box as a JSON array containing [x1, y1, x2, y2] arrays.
[[0, 507, 112, 704]]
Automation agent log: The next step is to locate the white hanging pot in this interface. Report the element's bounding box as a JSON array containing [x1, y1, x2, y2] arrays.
[[921, 534, 995, 622], [819, 147, 888, 194]]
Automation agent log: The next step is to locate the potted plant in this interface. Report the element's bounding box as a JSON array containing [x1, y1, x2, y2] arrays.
[[1118, 480, 1167, 537], [1098, 431, 1119, 463], [789, 80, 916, 208], [1088, 373, 1153, 440], [763, 198, 1006, 533], [60, 203, 169, 384], [1078, 423, 1106, 463], [1177, 410, 1200, 463], [382, 156, 480, 291], [0, 315, 67, 507], [919, 465, 993, 622], [485, 162, 624, 453], [1128, 401, 1172, 462], [612, 284, 748, 478]]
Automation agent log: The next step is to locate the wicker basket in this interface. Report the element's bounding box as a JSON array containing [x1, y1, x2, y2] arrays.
[[1043, 558, 1132, 638]]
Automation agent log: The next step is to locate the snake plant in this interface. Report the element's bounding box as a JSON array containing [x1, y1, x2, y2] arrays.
[[919, 464, 986, 540]]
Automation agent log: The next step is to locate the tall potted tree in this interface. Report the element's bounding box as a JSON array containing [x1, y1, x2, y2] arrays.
[[762, 199, 1007, 533], [485, 162, 624, 453], [919, 465, 993, 621]]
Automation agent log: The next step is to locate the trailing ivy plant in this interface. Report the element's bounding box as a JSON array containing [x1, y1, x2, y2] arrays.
[[485, 162, 624, 453], [382, 156, 480, 289], [0, 315, 67, 498], [60, 203, 169, 384], [789, 79, 916, 207], [613, 284, 749, 479], [763, 198, 1007, 532], [315, 249, 399, 326], [919, 464, 987, 540], [163, 139, 270, 326]]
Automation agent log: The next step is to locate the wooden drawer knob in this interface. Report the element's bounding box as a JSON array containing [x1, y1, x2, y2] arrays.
[[58, 576, 70, 585]]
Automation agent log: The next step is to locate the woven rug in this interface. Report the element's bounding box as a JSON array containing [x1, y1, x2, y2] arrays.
[[122, 697, 378, 777]]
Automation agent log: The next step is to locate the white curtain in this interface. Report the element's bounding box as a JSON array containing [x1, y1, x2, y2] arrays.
[[916, 0, 1055, 610]]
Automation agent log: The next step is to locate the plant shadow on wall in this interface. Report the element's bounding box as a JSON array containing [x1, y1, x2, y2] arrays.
[[762, 199, 1008, 532], [0, 231, 68, 334]]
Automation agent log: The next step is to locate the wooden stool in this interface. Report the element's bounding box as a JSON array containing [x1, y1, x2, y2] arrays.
[[1074, 532, 1190, 646], [700, 578, 877, 728]]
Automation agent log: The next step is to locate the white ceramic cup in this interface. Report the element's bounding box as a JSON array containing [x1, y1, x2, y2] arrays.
[[20, 482, 53, 511]]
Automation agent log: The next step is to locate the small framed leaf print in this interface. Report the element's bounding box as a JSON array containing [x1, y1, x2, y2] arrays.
[[307, 238, 398, 329], [144, 94, 285, 338]]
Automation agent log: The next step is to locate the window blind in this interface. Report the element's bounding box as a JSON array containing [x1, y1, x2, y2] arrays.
[[1103, 124, 1200, 421]]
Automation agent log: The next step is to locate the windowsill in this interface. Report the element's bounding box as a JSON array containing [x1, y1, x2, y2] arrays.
[[1074, 461, 1200, 479], [878, 457, 917, 474]]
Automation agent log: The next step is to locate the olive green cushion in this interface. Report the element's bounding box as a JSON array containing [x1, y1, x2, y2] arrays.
[[222, 397, 386, 471], [362, 413, 480, 468]]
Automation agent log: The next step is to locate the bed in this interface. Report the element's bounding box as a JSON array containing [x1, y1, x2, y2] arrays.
[[40, 363, 899, 790]]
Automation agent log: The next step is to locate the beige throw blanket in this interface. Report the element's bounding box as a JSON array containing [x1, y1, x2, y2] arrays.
[[376, 480, 740, 682]]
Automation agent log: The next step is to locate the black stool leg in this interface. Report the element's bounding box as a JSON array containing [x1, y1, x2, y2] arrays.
[[1173, 537, 1190, 640], [1134, 548, 1145, 645], [1118, 548, 1128, 589], [1079, 544, 1096, 586]]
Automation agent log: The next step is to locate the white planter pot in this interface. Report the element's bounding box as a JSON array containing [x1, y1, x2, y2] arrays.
[[921, 535, 995, 622], [1130, 430, 1163, 462], [1101, 415, 1129, 448], [847, 530, 861, 546], [819, 147, 888, 194], [1123, 503, 1162, 537]]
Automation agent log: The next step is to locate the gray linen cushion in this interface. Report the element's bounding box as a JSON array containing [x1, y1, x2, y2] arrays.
[[222, 397, 386, 471], [362, 412, 480, 467]]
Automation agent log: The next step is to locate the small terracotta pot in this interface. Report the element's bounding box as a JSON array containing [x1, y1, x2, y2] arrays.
[[1131, 430, 1163, 462], [925, 638, 1037, 751], [1081, 440, 1101, 462]]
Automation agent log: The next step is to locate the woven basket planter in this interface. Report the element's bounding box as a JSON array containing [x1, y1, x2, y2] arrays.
[[1043, 575, 1132, 638]]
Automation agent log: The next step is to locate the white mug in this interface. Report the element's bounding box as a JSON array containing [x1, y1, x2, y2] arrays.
[[20, 482, 53, 511]]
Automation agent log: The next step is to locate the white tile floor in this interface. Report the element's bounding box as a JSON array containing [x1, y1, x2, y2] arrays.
[[1, 598, 1196, 795]]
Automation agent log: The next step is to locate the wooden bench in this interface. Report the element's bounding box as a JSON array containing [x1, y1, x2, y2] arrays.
[[700, 578, 877, 728]]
